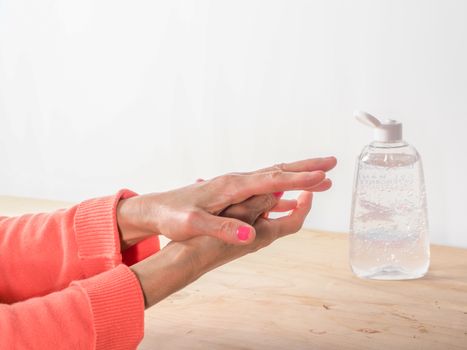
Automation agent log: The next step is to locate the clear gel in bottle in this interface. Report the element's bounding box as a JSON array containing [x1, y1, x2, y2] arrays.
[[350, 111, 430, 280]]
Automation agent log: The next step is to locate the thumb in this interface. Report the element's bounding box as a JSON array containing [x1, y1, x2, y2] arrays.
[[192, 211, 256, 245]]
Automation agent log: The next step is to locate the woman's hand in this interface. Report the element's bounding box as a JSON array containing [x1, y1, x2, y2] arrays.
[[130, 190, 316, 308], [117, 157, 336, 248]]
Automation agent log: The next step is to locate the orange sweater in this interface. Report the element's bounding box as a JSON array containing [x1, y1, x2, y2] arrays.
[[0, 190, 160, 349]]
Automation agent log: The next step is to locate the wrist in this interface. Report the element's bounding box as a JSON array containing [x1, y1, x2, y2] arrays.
[[181, 236, 244, 274], [130, 242, 203, 308], [117, 197, 154, 250]]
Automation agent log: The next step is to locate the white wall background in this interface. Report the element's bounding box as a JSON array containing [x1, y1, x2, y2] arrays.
[[1, 0, 466, 247]]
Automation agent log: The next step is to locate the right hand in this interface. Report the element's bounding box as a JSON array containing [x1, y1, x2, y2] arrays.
[[117, 157, 336, 247]]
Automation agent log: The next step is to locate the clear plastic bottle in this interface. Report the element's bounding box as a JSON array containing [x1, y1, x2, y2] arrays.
[[349, 111, 430, 280]]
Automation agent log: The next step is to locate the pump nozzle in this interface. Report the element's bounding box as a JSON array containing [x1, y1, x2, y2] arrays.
[[354, 110, 403, 142]]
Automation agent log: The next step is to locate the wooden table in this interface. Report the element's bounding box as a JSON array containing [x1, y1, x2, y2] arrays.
[[141, 231, 467, 350], [1, 196, 466, 349]]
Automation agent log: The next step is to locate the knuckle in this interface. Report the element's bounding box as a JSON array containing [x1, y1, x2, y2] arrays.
[[223, 173, 236, 182], [262, 194, 277, 211], [247, 195, 275, 222], [185, 209, 201, 222], [222, 190, 236, 204], [273, 163, 287, 171], [219, 220, 237, 239], [181, 209, 201, 232], [223, 173, 241, 182], [221, 174, 242, 201], [214, 173, 237, 188], [269, 169, 283, 180]]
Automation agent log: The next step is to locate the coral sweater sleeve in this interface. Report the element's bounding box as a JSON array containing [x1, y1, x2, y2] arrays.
[[0, 190, 160, 349]]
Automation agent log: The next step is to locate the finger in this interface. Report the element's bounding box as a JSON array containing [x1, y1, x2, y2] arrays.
[[221, 193, 279, 225], [270, 199, 298, 212], [190, 210, 257, 245], [256, 157, 337, 174], [221, 157, 336, 178], [267, 191, 313, 237], [304, 178, 333, 192], [216, 170, 325, 206], [263, 198, 297, 219]]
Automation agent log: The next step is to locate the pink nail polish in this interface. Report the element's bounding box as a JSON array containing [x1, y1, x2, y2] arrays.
[[273, 192, 284, 198], [237, 226, 250, 241]]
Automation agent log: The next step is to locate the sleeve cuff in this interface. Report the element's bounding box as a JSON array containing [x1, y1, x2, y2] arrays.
[[122, 236, 160, 266], [74, 189, 138, 277], [72, 264, 145, 350]]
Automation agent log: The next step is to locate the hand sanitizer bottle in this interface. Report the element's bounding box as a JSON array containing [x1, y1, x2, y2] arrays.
[[350, 111, 430, 280]]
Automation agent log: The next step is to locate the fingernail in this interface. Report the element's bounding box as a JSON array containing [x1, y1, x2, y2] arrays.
[[236, 226, 251, 241], [273, 191, 284, 198]]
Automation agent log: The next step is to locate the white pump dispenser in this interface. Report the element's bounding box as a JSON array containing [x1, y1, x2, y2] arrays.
[[354, 110, 402, 142]]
